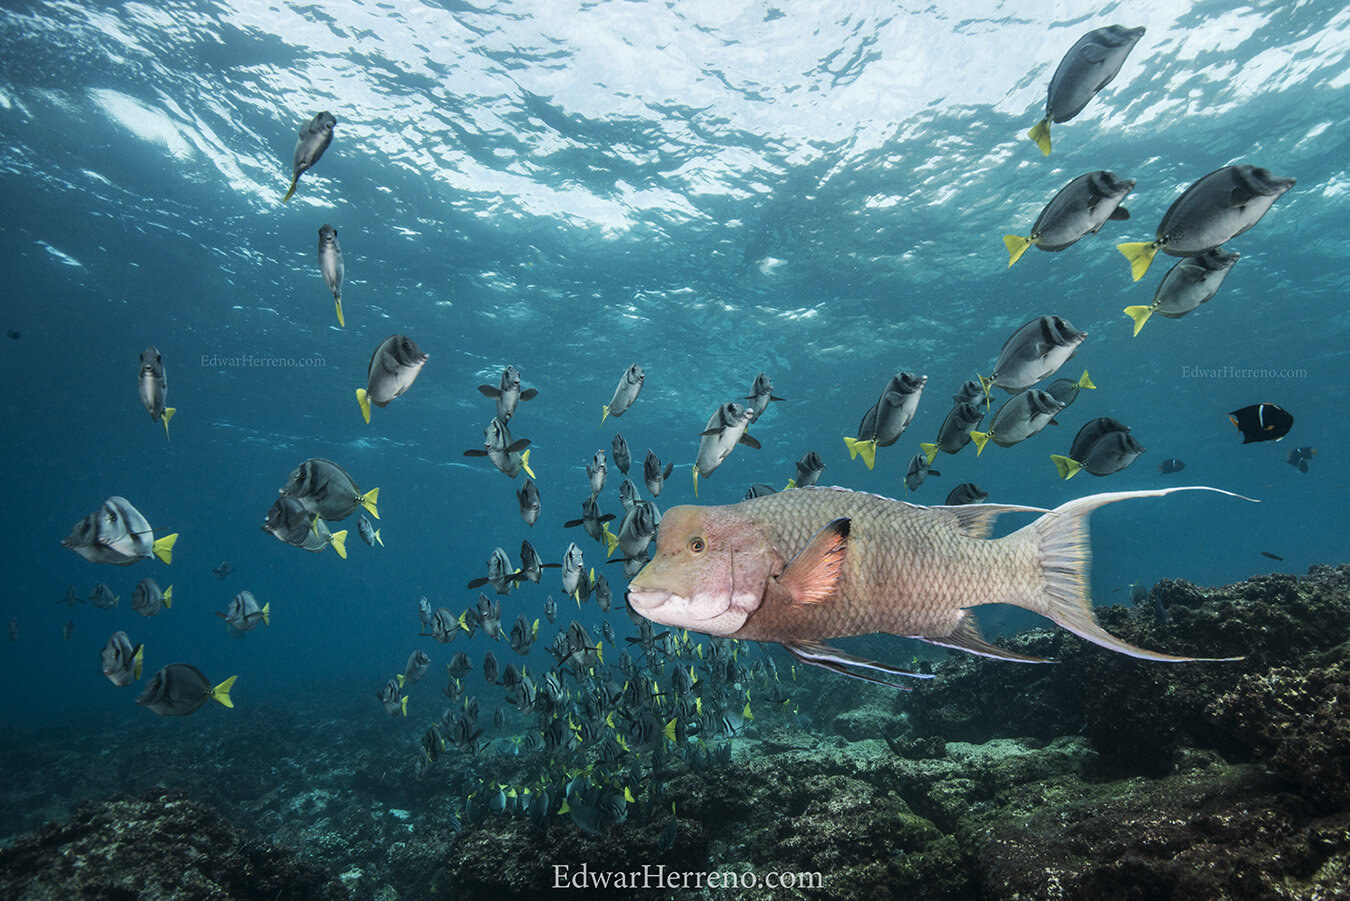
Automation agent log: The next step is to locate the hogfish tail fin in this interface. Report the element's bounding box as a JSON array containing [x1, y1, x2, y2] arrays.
[[1007, 487, 1254, 662]]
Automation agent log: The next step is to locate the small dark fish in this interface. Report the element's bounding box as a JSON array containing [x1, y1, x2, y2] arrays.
[[137, 664, 236, 716], [619, 478, 641, 512], [1004, 171, 1134, 266], [920, 400, 985, 463], [644, 450, 675, 498], [401, 649, 430, 686], [1229, 404, 1293, 444], [464, 417, 534, 479], [6, 329, 18, 339], [1158, 458, 1186, 475], [353, 516, 380, 549], [789, 451, 825, 489], [357, 334, 428, 423], [138, 346, 176, 440], [544, 595, 558, 624], [418, 596, 432, 629], [211, 562, 232, 580], [594, 573, 613, 613], [509, 614, 539, 656], [483, 651, 500, 685], [745, 372, 785, 424], [216, 591, 269, 633], [448, 652, 473, 679], [62, 620, 74, 641], [131, 578, 172, 617], [1028, 25, 1146, 155], [477, 365, 538, 423], [317, 224, 344, 327], [282, 111, 335, 203], [427, 607, 459, 643], [1118, 165, 1295, 281], [612, 433, 632, 475], [601, 364, 644, 425], [101, 631, 143, 687], [563, 496, 618, 551], [6, 618, 15, 641], [467, 547, 516, 595], [377, 677, 407, 716], [88, 582, 119, 610], [658, 813, 677, 853], [1043, 370, 1096, 409], [903, 453, 940, 492], [55, 585, 82, 607], [517, 478, 541, 526], [945, 483, 989, 506], [262, 495, 347, 558], [1261, 551, 1283, 561], [587, 449, 608, 498], [1286, 447, 1316, 473], [744, 484, 778, 500]]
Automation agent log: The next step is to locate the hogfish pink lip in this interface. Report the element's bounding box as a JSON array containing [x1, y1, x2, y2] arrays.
[[625, 587, 671, 612]]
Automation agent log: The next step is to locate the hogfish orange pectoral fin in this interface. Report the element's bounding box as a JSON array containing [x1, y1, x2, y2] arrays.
[[772, 518, 850, 606], [782, 641, 933, 690]]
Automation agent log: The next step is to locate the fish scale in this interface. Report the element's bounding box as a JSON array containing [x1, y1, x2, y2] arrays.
[[729, 489, 1041, 640]]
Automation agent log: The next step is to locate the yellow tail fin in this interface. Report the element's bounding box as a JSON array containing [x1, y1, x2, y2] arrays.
[[842, 437, 877, 470], [1124, 305, 1155, 336], [133, 645, 143, 682], [356, 388, 371, 424], [361, 487, 380, 519], [919, 442, 939, 465], [520, 449, 535, 479], [212, 675, 237, 708], [1117, 241, 1159, 282], [1028, 117, 1051, 156], [977, 374, 993, 405], [261, 602, 270, 626], [334, 297, 345, 327], [374, 529, 383, 547], [400, 696, 408, 716], [599, 404, 610, 427], [970, 430, 990, 455], [161, 407, 176, 441], [397, 673, 406, 688], [1050, 454, 1082, 480], [602, 524, 619, 558], [784, 478, 797, 490], [282, 177, 297, 203], [693, 463, 700, 497], [1077, 370, 1096, 390], [153, 533, 178, 565], [330, 530, 348, 559], [163, 586, 173, 609], [1003, 234, 1033, 267]]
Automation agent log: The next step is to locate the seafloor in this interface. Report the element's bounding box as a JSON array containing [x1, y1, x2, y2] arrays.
[[2, 565, 1348, 900]]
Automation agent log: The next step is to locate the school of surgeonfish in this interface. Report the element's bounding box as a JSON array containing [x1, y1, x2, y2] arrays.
[[42, 24, 1302, 841]]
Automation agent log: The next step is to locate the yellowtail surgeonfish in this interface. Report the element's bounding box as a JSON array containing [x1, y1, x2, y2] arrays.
[[601, 364, 644, 426], [62, 497, 177, 566], [357, 334, 428, 424], [137, 664, 236, 716], [317, 224, 344, 327], [844, 373, 926, 470], [138, 347, 176, 440], [1004, 171, 1134, 266], [1027, 25, 1146, 156], [282, 111, 335, 203], [1124, 249, 1240, 336], [1117, 165, 1294, 281]]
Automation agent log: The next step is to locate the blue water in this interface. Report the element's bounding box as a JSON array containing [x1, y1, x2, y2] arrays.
[[0, 0, 1345, 738]]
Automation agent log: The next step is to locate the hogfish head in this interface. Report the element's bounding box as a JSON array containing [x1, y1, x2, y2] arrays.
[[626, 505, 780, 636]]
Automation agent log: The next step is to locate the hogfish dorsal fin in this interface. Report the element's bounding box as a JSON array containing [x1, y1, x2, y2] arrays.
[[937, 503, 1051, 541]]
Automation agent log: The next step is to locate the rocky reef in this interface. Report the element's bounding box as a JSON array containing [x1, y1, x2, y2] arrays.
[[1, 565, 1347, 899], [0, 789, 349, 899]]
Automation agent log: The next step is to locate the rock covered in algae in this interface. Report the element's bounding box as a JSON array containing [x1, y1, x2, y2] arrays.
[[0, 789, 350, 900]]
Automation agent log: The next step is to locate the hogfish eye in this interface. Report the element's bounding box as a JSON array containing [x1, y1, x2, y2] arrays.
[[688, 537, 706, 554]]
